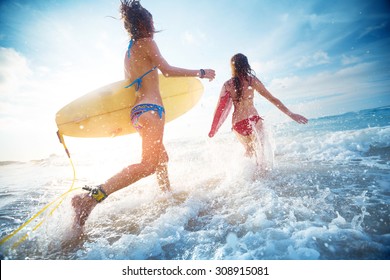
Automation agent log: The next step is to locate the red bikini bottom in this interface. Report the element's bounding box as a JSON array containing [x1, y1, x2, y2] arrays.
[[233, 115, 263, 136]]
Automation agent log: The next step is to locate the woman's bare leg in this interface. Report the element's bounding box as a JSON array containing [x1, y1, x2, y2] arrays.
[[234, 130, 255, 157], [233, 120, 265, 165], [156, 145, 171, 192], [72, 111, 167, 229]]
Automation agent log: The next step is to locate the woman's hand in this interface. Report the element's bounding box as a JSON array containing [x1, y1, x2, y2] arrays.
[[290, 113, 308, 124], [201, 69, 216, 81]]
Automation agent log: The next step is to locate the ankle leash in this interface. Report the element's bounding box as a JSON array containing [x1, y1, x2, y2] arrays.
[[82, 185, 108, 202]]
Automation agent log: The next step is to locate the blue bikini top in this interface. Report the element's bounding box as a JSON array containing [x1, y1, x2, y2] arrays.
[[125, 39, 157, 91]]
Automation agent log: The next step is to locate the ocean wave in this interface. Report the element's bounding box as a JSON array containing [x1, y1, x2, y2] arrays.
[[1, 106, 389, 260], [276, 126, 390, 167]]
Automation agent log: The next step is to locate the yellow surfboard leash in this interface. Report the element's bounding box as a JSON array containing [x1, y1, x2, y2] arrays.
[[0, 132, 79, 249]]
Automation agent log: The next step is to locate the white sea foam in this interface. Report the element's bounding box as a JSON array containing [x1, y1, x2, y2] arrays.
[[276, 126, 390, 168], [0, 107, 389, 260]]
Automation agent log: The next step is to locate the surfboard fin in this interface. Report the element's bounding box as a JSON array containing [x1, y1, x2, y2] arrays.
[[57, 130, 70, 158]]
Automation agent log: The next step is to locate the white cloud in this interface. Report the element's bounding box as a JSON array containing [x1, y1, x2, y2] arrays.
[[0, 47, 32, 95], [358, 22, 387, 40], [268, 62, 379, 103], [251, 60, 280, 77], [341, 54, 360, 65], [295, 50, 331, 68]]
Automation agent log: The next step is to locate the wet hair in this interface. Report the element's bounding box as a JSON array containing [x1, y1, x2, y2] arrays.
[[231, 53, 255, 101], [120, 0, 155, 40]]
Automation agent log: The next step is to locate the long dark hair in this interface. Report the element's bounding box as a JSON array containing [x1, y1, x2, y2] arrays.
[[231, 53, 255, 101], [120, 0, 155, 40]]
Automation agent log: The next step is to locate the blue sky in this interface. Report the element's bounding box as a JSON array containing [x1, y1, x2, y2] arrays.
[[0, 0, 389, 161]]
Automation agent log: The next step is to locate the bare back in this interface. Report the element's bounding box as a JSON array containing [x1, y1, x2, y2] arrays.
[[225, 77, 261, 125], [124, 38, 163, 107]]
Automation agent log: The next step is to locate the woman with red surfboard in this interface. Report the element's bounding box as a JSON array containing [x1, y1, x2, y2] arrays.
[[208, 53, 307, 167]]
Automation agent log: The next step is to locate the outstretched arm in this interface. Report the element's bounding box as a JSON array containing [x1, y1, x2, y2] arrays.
[[253, 77, 308, 124], [146, 39, 215, 81]]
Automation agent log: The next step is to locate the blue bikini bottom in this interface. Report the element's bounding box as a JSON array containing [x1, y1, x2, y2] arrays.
[[130, 103, 165, 130]]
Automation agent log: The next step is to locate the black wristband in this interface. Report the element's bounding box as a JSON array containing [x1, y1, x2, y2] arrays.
[[200, 69, 206, 78]]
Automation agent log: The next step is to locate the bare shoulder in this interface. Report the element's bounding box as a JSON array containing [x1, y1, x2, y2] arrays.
[[252, 76, 265, 91], [137, 38, 161, 60], [251, 76, 263, 86]]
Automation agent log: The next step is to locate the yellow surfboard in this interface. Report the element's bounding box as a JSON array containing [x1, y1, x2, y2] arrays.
[[55, 75, 204, 138]]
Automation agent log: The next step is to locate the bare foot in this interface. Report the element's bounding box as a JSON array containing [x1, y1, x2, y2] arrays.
[[61, 229, 87, 252], [71, 193, 98, 229], [60, 192, 99, 251]]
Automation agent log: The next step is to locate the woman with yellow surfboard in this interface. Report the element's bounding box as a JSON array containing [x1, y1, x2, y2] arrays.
[[71, 0, 215, 231]]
